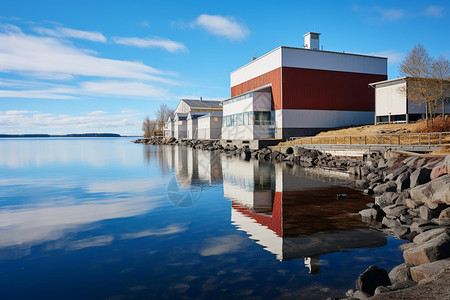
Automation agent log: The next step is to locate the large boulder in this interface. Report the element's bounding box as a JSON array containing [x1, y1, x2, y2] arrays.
[[373, 181, 397, 195], [430, 155, 450, 179], [388, 262, 414, 283], [396, 172, 411, 192], [409, 174, 450, 209], [355, 265, 391, 295], [413, 227, 449, 245], [403, 232, 450, 266], [409, 167, 432, 188], [410, 259, 450, 282]]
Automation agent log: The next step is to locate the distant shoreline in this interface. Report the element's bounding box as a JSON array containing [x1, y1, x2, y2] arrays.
[[0, 133, 122, 138]]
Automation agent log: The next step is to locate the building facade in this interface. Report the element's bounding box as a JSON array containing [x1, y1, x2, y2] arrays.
[[370, 77, 450, 124], [228, 33, 388, 140], [198, 112, 223, 139]]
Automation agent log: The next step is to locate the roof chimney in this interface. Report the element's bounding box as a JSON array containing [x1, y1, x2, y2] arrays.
[[303, 32, 321, 50], [200, 96, 203, 102]]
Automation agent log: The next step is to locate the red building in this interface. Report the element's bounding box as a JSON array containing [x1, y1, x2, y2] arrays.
[[225, 32, 388, 140]]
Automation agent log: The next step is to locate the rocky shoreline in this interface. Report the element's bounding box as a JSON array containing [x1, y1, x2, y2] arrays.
[[136, 137, 450, 299]]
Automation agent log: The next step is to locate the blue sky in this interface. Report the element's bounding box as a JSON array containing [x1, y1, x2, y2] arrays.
[[1, 0, 449, 135]]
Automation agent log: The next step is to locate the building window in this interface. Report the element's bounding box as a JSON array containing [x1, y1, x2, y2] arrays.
[[254, 111, 271, 125], [248, 112, 253, 125], [214, 117, 219, 122], [238, 113, 243, 126]]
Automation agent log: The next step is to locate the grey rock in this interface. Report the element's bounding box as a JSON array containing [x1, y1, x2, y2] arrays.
[[373, 285, 390, 295], [410, 167, 431, 188], [383, 204, 407, 217], [387, 157, 397, 168], [396, 172, 411, 192], [439, 207, 450, 221], [382, 216, 400, 228], [405, 157, 418, 167], [355, 179, 369, 189], [389, 280, 417, 290], [392, 225, 410, 239], [403, 232, 450, 265], [419, 205, 435, 221], [352, 290, 370, 300], [355, 265, 391, 295], [410, 174, 450, 209], [375, 192, 399, 207], [373, 181, 397, 195], [415, 158, 426, 168], [413, 227, 449, 245], [359, 208, 373, 219], [388, 262, 414, 283]]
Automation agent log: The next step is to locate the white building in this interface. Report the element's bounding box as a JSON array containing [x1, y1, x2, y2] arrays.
[[221, 87, 274, 140], [187, 112, 209, 139], [163, 116, 174, 138], [173, 113, 188, 139], [198, 112, 223, 139], [370, 77, 450, 124]]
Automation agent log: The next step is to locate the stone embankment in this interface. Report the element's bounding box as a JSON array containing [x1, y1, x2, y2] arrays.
[[136, 137, 450, 299]]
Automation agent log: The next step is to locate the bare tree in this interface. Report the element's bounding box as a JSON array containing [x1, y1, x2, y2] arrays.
[[155, 104, 174, 131], [399, 44, 450, 124], [430, 56, 450, 117], [142, 116, 157, 138]]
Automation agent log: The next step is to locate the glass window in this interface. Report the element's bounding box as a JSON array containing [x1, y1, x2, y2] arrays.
[[254, 111, 271, 125], [248, 112, 253, 125], [243, 112, 248, 125], [238, 113, 243, 126]]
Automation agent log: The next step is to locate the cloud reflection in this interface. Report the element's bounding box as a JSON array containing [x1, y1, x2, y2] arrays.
[[0, 196, 158, 249], [68, 235, 114, 250], [200, 235, 245, 256], [120, 225, 187, 240]]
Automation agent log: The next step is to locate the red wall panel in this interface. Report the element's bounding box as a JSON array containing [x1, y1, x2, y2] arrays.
[[282, 67, 386, 111], [231, 68, 282, 110]]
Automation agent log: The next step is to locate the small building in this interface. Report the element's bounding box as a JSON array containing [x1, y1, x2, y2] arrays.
[[163, 116, 174, 138], [198, 112, 223, 139], [186, 112, 209, 139], [173, 113, 188, 139], [165, 98, 223, 140], [227, 32, 388, 140], [370, 77, 450, 124], [221, 87, 273, 140], [174, 98, 222, 114]]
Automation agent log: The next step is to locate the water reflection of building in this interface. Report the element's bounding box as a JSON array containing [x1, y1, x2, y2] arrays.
[[223, 157, 386, 269], [157, 145, 223, 187]]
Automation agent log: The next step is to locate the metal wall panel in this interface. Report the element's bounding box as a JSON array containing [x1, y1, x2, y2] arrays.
[[231, 68, 282, 110], [282, 67, 387, 111]]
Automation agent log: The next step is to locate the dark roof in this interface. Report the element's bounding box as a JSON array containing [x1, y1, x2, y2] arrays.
[[182, 99, 222, 108]]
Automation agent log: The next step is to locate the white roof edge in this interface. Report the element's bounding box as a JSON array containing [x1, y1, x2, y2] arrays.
[[230, 46, 388, 75], [369, 77, 407, 87]]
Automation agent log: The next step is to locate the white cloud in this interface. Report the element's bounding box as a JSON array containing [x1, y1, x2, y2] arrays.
[[87, 110, 107, 116], [113, 36, 187, 52], [372, 50, 404, 63], [4, 110, 38, 115], [33, 26, 107, 43], [141, 21, 150, 27], [373, 6, 405, 22], [194, 14, 249, 40], [0, 110, 140, 130], [0, 25, 175, 83], [422, 5, 444, 18], [0, 88, 76, 99], [80, 80, 172, 99]]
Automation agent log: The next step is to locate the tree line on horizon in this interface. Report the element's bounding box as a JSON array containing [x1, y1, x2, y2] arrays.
[[142, 104, 174, 138]]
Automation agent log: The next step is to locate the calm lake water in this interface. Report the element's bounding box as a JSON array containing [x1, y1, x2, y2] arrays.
[[0, 138, 406, 300]]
